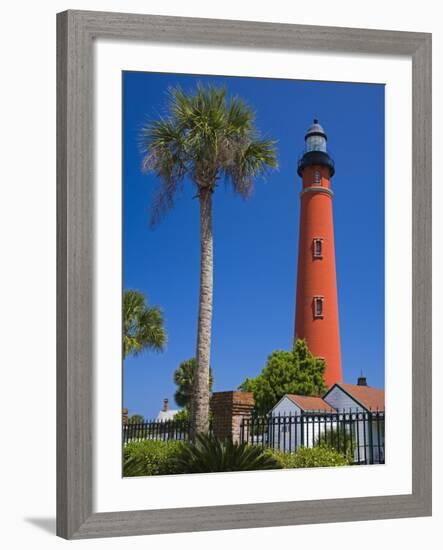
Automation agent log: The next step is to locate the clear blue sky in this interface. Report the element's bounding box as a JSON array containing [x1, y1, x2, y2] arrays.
[[123, 71, 385, 420]]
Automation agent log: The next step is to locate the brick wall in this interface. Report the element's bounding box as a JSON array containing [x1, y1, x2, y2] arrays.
[[210, 391, 255, 442]]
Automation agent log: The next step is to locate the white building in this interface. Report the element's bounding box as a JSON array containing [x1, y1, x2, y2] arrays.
[[270, 394, 336, 452], [323, 382, 385, 464], [268, 378, 385, 463], [155, 398, 179, 421]]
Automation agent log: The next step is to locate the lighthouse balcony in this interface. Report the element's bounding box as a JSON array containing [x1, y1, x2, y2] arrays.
[[297, 150, 335, 177]]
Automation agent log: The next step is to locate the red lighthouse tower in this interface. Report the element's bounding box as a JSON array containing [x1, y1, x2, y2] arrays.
[[294, 119, 342, 387]]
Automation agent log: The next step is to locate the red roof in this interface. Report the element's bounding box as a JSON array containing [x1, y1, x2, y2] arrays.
[[286, 394, 336, 412], [337, 384, 385, 411]]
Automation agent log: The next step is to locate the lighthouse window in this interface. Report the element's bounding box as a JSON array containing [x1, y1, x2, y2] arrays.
[[313, 238, 323, 258], [306, 135, 327, 153], [314, 296, 324, 318], [314, 170, 321, 184]]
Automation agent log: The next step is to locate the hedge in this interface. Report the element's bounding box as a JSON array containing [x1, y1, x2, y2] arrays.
[[123, 440, 350, 477], [123, 439, 184, 477], [270, 445, 351, 468]]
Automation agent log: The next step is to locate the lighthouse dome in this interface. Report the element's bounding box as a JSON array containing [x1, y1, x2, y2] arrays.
[[305, 119, 327, 139], [305, 119, 327, 152]]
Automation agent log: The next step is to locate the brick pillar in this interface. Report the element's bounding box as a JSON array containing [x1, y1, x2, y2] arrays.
[[210, 391, 255, 443], [122, 407, 128, 425]]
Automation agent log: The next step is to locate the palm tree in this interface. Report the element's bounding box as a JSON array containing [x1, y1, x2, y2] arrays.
[[123, 289, 166, 359], [173, 358, 214, 410], [140, 83, 278, 436]]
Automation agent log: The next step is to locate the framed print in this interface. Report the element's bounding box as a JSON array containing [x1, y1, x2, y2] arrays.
[[56, 10, 432, 539]]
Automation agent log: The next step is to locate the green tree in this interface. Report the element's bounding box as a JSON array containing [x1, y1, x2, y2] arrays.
[[172, 409, 190, 423], [173, 358, 214, 410], [128, 414, 145, 425], [140, 83, 277, 436], [239, 339, 327, 414], [123, 289, 166, 359]]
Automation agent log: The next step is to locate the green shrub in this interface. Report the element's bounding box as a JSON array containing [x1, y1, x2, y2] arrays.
[[174, 434, 282, 473], [315, 426, 355, 461], [123, 439, 184, 477], [269, 445, 351, 468], [123, 438, 350, 476]]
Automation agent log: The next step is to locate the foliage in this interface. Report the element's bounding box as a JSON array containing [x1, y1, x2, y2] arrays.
[[123, 289, 166, 359], [239, 339, 327, 414], [269, 446, 350, 469], [173, 433, 282, 473], [173, 408, 214, 425], [128, 414, 145, 425], [123, 440, 184, 477], [140, 83, 278, 226], [172, 409, 190, 422], [123, 436, 282, 476], [315, 425, 355, 461], [173, 358, 214, 409]]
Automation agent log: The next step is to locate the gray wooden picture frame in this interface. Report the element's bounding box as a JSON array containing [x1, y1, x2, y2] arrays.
[[57, 10, 432, 540]]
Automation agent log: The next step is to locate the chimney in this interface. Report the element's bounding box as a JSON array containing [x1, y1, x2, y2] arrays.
[[163, 398, 169, 412], [357, 375, 368, 386]]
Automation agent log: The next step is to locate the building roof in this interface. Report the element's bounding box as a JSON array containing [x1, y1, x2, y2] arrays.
[[286, 394, 336, 412], [331, 384, 385, 411], [156, 409, 179, 421]]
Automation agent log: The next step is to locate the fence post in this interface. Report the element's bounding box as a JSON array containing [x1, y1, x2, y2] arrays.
[[368, 411, 374, 464], [300, 414, 305, 447], [210, 391, 255, 443]]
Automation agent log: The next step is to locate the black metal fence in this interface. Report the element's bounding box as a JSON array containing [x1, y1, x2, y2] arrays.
[[122, 411, 385, 465], [123, 419, 191, 445], [240, 410, 385, 464]]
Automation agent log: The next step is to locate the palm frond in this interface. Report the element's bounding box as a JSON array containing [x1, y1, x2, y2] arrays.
[[137, 306, 167, 352], [173, 358, 213, 409], [140, 83, 278, 216], [225, 96, 255, 137], [225, 138, 278, 197], [123, 290, 167, 358], [140, 118, 188, 225], [173, 433, 282, 473]]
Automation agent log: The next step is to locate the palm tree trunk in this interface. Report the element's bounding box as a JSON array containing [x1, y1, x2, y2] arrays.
[[191, 187, 213, 437]]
